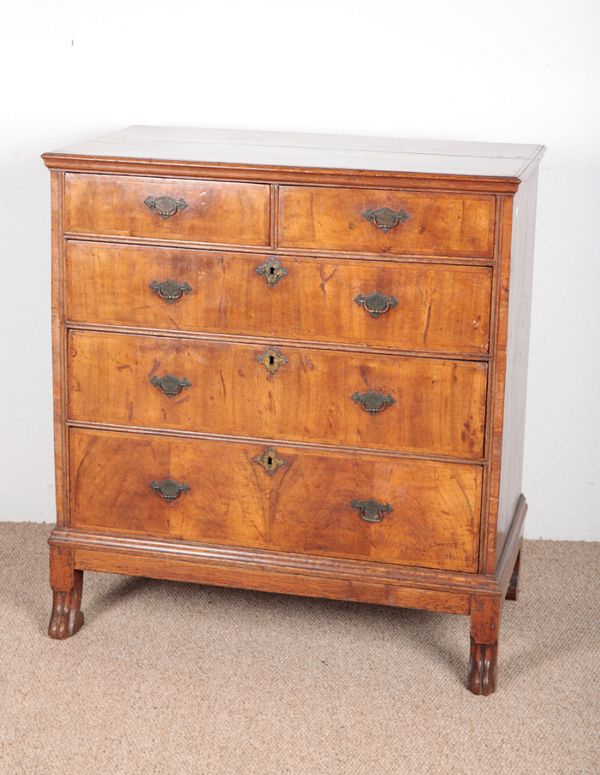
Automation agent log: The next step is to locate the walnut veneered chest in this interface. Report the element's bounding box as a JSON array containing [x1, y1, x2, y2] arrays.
[[43, 127, 544, 694]]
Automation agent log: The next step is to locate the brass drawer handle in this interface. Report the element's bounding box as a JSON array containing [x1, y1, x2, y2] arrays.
[[255, 257, 288, 287], [352, 390, 395, 413], [354, 292, 398, 318], [351, 499, 392, 523], [257, 347, 287, 374], [144, 195, 188, 219], [149, 279, 192, 303], [150, 479, 190, 501], [150, 374, 191, 396], [363, 207, 410, 232]]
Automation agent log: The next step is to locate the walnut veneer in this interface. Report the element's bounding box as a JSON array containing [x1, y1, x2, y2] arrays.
[[43, 126, 544, 694]]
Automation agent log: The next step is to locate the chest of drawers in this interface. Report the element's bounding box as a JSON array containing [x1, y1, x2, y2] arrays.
[[43, 127, 544, 695]]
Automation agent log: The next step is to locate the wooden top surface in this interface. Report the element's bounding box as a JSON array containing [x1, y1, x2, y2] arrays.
[[44, 125, 545, 182]]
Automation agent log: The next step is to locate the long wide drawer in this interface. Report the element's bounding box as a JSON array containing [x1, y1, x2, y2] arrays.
[[67, 331, 487, 458], [69, 428, 482, 572], [278, 186, 495, 257], [64, 174, 271, 246], [66, 241, 493, 355]]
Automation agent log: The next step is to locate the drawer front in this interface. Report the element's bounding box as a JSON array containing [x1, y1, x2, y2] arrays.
[[67, 331, 487, 458], [69, 428, 482, 573], [66, 241, 492, 355], [279, 186, 495, 257], [64, 174, 270, 246]]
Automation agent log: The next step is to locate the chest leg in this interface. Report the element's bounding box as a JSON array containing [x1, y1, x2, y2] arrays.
[[49, 544, 85, 639], [468, 595, 501, 695]]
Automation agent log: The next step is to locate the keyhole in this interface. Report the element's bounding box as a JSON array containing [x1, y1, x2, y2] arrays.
[[269, 355, 275, 366], [269, 266, 275, 275], [267, 456, 273, 467]]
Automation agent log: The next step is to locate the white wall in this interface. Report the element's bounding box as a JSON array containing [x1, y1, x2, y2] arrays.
[[1, 0, 598, 539]]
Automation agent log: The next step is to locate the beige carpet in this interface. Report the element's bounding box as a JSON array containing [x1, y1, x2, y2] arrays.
[[0, 524, 598, 775]]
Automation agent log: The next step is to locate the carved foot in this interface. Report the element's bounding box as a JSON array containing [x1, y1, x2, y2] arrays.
[[505, 549, 521, 601], [468, 595, 500, 695], [48, 570, 83, 640], [468, 637, 497, 695]]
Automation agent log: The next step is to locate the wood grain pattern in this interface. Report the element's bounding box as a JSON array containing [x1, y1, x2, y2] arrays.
[[65, 240, 493, 355], [278, 186, 495, 257], [67, 330, 488, 458], [64, 173, 271, 246], [50, 171, 69, 528], [72, 544, 471, 614], [53, 525, 499, 594], [68, 428, 482, 572], [51, 496, 526, 600]]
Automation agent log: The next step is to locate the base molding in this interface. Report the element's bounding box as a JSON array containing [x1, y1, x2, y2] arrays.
[[76, 545, 472, 613], [495, 494, 527, 598]]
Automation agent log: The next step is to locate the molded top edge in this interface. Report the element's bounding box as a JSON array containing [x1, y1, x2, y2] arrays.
[[43, 125, 545, 182]]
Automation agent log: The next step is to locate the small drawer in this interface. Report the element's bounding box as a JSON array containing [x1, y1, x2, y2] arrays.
[[69, 428, 482, 573], [67, 331, 487, 459], [278, 185, 495, 257], [66, 241, 492, 356], [64, 173, 270, 246]]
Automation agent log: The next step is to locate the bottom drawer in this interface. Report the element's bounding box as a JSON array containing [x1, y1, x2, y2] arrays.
[[68, 428, 482, 573]]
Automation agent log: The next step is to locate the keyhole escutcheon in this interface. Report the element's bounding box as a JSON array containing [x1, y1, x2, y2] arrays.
[[257, 347, 287, 374], [255, 257, 288, 287], [253, 447, 286, 475]]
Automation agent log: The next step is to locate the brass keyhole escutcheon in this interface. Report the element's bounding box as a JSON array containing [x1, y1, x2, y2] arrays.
[[253, 447, 286, 476], [255, 257, 288, 287], [257, 347, 287, 374]]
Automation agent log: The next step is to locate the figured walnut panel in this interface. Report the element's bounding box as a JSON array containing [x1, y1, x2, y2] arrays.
[[69, 428, 482, 573], [64, 173, 270, 246], [278, 186, 495, 257], [67, 330, 488, 459], [66, 241, 492, 355]]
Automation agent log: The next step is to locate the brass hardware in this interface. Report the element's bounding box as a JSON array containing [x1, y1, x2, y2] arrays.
[[352, 390, 395, 413], [354, 291, 398, 318], [363, 207, 410, 232], [150, 374, 191, 397], [150, 479, 190, 501], [257, 347, 287, 374], [149, 279, 192, 303], [253, 447, 286, 476], [351, 499, 392, 523], [255, 257, 288, 287], [144, 195, 188, 219]]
